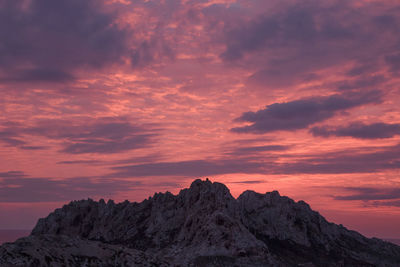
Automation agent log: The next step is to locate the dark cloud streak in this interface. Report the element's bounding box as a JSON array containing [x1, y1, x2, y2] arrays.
[[0, 118, 159, 154], [0, 176, 142, 203], [106, 143, 400, 177], [371, 200, 400, 208], [333, 187, 400, 201], [274, 144, 400, 174], [231, 90, 382, 134], [109, 159, 267, 178], [311, 123, 400, 139]]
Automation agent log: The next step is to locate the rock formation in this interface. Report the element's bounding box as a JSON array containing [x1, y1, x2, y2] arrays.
[[1, 179, 399, 266]]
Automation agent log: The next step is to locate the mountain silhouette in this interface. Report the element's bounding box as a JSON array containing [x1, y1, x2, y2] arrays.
[[1, 179, 399, 266]]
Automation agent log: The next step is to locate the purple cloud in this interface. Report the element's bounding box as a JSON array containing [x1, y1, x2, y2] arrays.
[[0, 170, 181, 203], [107, 142, 400, 177], [0, 130, 26, 146], [216, 1, 400, 88], [0, 171, 27, 178], [109, 159, 267, 177], [231, 90, 382, 134], [226, 145, 289, 157], [371, 200, 400, 208], [385, 53, 400, 72], [229, 180, 266, 185], [332, 187, 400, 201], [311, 123, 400, 139], [274, 144, 400, 174], [0, 0, 129, 83], [336, 75, 385, 91], [233, 145, 289, 153], [0, 175, 142, 202], [57, 160, 103, 165], [0, 118, 159, 154]]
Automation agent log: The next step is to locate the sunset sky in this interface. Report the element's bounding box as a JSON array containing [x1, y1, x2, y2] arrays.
[[1, 0, 400, 239]]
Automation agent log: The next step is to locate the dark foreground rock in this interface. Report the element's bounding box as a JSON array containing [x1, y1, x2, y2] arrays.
[[1, 179, 399, 266]]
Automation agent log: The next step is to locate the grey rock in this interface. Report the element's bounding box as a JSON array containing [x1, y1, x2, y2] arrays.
[[1, 179, 400, 266]]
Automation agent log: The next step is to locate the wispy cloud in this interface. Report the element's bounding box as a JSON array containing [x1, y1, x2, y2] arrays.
[[109, 159, 268, 178], [273, 144, 400, 174], [0, 117, 159, 154], [0, 175, 141, 202]]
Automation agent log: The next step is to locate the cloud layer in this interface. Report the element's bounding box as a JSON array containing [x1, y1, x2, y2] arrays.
[[1, 0, 400, 238]]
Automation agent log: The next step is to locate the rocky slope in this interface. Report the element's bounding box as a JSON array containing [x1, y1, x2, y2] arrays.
[[1, 179, 399, 266]]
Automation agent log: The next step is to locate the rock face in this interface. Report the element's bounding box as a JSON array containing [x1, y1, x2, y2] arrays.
[[1, 179, 400, 266]]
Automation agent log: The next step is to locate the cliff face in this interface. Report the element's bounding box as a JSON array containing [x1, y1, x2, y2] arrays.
[[1, 179, 400, 266]]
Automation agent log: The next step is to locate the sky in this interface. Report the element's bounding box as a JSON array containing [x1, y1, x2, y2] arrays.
[[0, 0, 400, 239]]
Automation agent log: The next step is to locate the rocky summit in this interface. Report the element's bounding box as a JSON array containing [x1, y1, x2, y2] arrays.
[[1, 179, 399, 266]]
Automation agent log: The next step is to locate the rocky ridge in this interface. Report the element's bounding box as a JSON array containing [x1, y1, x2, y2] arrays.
[[1, 179, 399, 266]]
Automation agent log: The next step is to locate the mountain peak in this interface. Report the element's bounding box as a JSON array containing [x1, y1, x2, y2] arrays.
[[188, 178, 232, 197], [189, 178, 229, 192], [1, 179, 400, 266]]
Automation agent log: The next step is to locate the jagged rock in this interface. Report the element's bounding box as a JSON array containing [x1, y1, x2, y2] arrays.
[[1, 179, 400, 266]]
